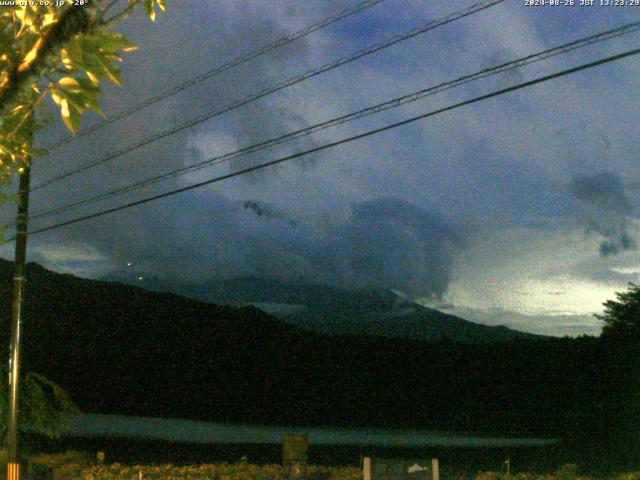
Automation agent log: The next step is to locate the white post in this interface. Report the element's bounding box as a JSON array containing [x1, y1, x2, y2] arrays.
[[363, 457, 371, 480], [431, 458, 439, 480]]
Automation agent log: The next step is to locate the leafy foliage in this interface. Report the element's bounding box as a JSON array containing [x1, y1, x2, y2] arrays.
[[30, 460, 361, 480], [28, 451, 93, 480], [597, 283, 640, 340], [565, 284, 640, 469], [0, 0, 167, 183], [0, 368, 78, 439], [21, 460, 640, 480]]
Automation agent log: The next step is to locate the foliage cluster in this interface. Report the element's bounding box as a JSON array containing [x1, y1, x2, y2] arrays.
[[21, 458, 640, 480], [0, 368, 78, 440], [470, 467, 640, 480], [0, 0, 166, 185], [25, 457, 361, 480], [597, 283, 640, 340], [28, 450, 92, 480]]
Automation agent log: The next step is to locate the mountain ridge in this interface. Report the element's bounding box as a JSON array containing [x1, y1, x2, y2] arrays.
[[104, 274, 542, 343], [0, 259, 584, 435]]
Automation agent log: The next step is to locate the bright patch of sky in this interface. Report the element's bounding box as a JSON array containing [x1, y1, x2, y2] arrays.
[[419, 226, 639, 335]]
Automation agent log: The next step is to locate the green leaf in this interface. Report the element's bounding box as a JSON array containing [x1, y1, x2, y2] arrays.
[[92, 54, 123, 86], [144, 0, 168, 22], [50, 82, 94, 133], [96, 31, 138, 53], [58, 77, 84, 93], [0, 0, 166, 180], [144, 0, 156, 22], [60, 40, 84, 70]]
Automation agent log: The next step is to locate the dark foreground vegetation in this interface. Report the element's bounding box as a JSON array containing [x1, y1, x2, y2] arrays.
[[1, 260, 639, 472], [15, 451, 640, 480]]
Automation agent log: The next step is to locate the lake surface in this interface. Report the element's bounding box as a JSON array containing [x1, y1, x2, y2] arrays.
[[63, 414, 557, 448]]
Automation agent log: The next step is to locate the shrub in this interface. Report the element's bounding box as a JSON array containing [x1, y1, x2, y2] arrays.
[[29, 451, 92, 480]]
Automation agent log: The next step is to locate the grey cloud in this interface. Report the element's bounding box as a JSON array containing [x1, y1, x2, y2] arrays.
[[243, 200, 281, 220], [243, 199, 297, 226], [570, 171, 633, 214], [221, 103, 322, 178], [575, 256, 640, 285], [482, 49, 526, 84], [570, 171, 638, 256], [599, 232, 636, 257], [39, 196, 465, 300], [325, 198, 466, 298], [30, 0, 320, 217]]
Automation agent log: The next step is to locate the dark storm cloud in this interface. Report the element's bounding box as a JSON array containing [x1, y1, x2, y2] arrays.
[[226, 197, 465, 299], [29, 0, 322, 216], [41, 195, 465, 299], [22, 0, 474, 301], [243, 200, 279, 220], [218, 102, 322, 177], [570, 172, 638, 256], [328, 198, 466, 298], [13, 0, 352, 284], [243, 199, 297, 226], [598, 232, 636, 257], [570, 172, 634, 214]]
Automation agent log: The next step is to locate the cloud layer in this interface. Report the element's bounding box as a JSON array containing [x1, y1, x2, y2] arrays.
[[569, 171, 638, 256], [2, 0, 638, 336]]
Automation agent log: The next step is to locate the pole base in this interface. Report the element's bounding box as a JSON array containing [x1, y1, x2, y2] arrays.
[[7, 462, 20, 480]]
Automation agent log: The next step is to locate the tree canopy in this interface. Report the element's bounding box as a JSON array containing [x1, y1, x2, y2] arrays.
[[0, 0, 167, 441], [0, 0, 166, 189], [0, 368, 78, 439], [597, 283, 640, 340]]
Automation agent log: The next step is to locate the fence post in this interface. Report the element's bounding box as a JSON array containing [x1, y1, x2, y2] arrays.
[[431, 459, 439, 480], [363, 457, 371, 480], [283, 434, 308, 480]]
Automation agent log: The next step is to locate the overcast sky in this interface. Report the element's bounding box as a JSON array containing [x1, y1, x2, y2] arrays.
[[2, 0, 639, 336]]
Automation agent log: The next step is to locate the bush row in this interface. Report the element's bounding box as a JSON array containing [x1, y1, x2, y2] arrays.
[[22, 453, 640, 480]]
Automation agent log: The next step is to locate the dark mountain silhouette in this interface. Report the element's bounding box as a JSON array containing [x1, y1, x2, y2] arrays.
[[0, 260, 598, 439], [115, 276, 541, 343]]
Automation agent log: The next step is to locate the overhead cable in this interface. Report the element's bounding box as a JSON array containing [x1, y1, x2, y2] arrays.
[[12, 47, 639, 241], [31, 0, 505, 192], [42, 0, 387, 152], [26, 21, 640, 223]]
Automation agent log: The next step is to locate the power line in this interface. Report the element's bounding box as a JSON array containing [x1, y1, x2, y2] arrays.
[[25, 21, 640, 223], [43, 0, 387, 152], [31, 0, 505, 192], [11, 47, 639, 242]]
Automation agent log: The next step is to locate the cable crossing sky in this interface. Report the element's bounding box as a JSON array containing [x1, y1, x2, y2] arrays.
[[30, 0, 505, 192], [24, 21, 640, 225], [9, 47, 638, 243], [42, 0, 387, 153]]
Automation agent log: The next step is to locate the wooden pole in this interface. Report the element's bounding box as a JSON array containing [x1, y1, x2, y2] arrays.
[[7, 159, 32, 480]]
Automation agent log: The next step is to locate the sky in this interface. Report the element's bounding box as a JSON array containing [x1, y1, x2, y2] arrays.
[[2, 0, 639, 337]]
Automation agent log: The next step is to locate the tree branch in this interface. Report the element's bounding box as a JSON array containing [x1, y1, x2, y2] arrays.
[[102, 0, 142, 27], [0, 5, 91, 115]]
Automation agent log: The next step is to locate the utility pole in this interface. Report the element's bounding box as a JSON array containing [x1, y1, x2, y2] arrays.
[[7, 144, 32, 480]]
